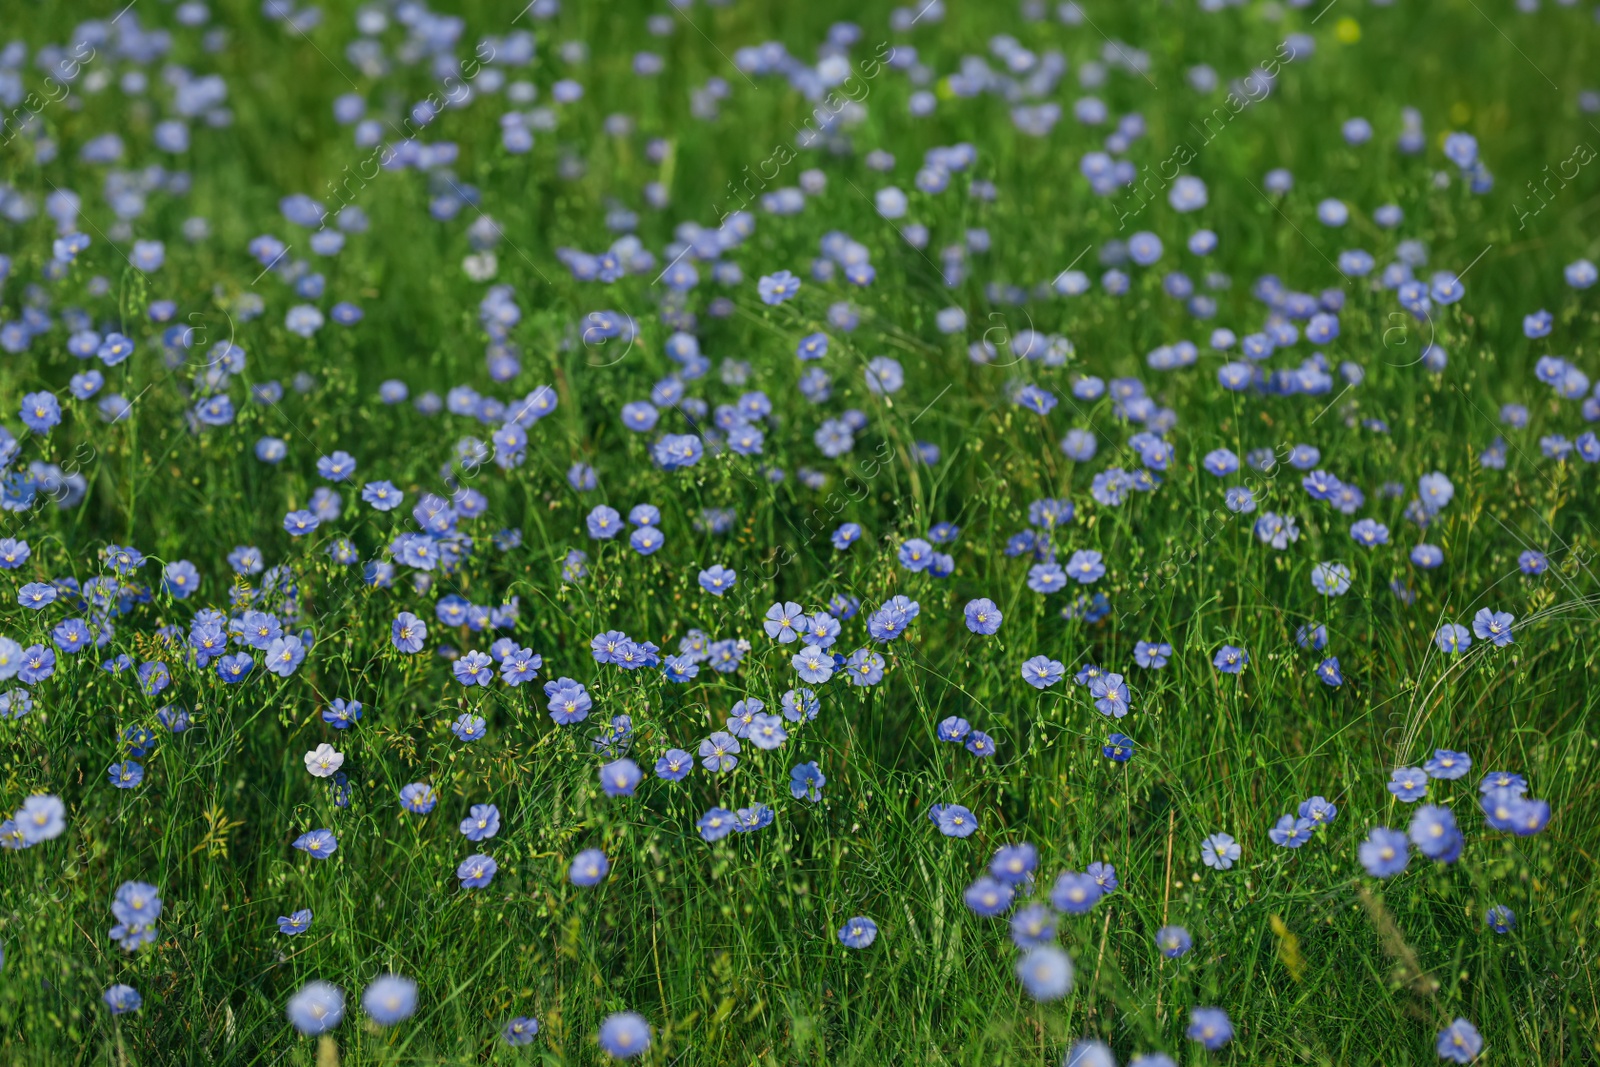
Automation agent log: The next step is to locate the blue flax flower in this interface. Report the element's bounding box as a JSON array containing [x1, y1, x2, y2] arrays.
[[1358, 826, 1409, 877], [838, 916, 877, 949], [1187, 1007, 1233, 1050]]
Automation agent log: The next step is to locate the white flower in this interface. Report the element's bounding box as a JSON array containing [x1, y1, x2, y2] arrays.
[[304, 743, 344, 778]]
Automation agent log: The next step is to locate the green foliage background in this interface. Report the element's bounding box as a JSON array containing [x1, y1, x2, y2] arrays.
[[2, 0, 1599, 1063]]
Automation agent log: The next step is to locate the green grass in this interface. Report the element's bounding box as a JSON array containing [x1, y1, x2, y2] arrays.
[[2, 0, 1600, 1063]]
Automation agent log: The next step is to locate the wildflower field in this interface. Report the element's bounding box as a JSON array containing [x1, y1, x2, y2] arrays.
[[3, 0, 1600, 1062]]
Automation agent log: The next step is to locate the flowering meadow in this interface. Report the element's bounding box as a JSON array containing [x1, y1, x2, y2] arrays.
[[2, 0, 1600, 1063]]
